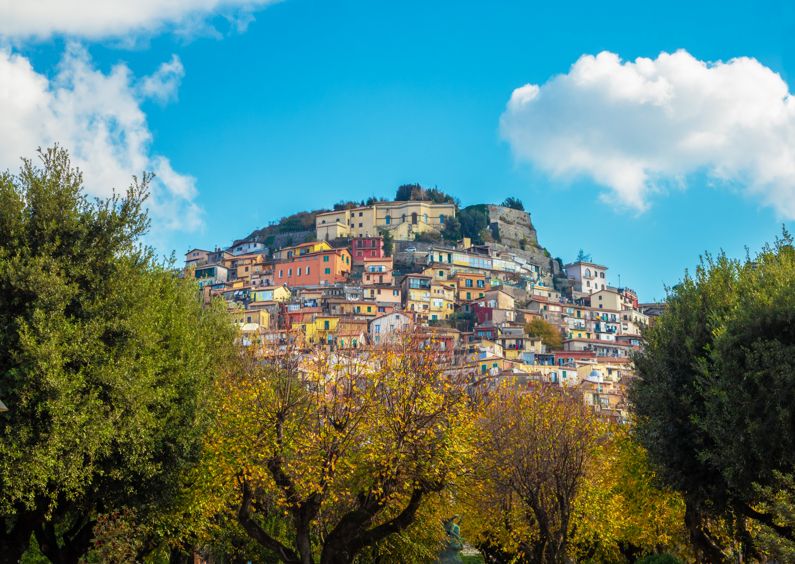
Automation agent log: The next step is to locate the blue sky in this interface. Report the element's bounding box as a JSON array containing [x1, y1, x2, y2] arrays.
[[3, 0, 794, 300]]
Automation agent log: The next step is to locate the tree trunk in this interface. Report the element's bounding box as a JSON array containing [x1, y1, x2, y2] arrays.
[[684, 500, 729, 563], [0, 511, 39, 564]]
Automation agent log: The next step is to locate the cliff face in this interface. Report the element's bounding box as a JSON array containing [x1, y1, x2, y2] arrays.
[[485, 205, 554, 272], [487, 205, 539, 248]]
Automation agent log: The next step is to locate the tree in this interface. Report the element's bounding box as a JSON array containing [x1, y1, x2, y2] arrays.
[[395, 183, 424, 201], [457, 205, 489, 245], [470, 384, 601, 563], [501, 197, 524, 211], [631, 232, 795, 561], [441, 216, 462, 242], [380, 228, 393, 257], [206, 336, 469, 563], [576, 249, 592, 263], [525, 317, 563, 350], [394, 184, 456, 205], [0, 147, 236, 562], [570, 425, 689, 562]]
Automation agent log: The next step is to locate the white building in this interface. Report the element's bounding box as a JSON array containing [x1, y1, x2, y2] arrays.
[[227, 241, 267, 256], [565, 261, 608, 295], [369, 312, 411, 345]]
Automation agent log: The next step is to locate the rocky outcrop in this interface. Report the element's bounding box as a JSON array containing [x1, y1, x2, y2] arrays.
[[486, 205, 552, 272], [487, 205, 539, 248]]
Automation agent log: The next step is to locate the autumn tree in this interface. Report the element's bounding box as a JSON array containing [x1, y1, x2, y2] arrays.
[[0, 147, 236, 562], [570, 425, 689, 562], [525, 317, 563, 350], [631, 232, 795, 561], [469, 384, 600, 563], [206, 336, 470, 563]]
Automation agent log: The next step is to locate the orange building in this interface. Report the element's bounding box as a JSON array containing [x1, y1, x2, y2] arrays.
[[450, 272, 490, 302], [362, 256, 394, 286], [275, 248, 352, 287]]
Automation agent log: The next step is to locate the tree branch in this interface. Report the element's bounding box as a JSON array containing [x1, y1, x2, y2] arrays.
[[237, 479, 301, 563], [740, 503, 795, 542]]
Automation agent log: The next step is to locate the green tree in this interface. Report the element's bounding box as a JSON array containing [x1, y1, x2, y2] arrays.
[[457, 206, 489, 245], [631, 232, 795, 561], [501, 197, 524, 211], [441, 216, 462, 242], [0, 147, 236, 562], [380, 228, 394, 257], [525, 317, 563, 350], [395, 183, 424, 201]]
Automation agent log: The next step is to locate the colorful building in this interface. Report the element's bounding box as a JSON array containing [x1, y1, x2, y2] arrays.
[[275, 247, 352, 287], [451, 272, 490, 302], [315, 201, 456, 241], [351, 236, 385, 265]]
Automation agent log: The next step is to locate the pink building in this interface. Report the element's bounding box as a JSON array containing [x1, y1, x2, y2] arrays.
[[351, 236, 384, 265]]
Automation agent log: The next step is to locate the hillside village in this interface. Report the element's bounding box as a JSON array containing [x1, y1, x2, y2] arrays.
[[185, 188, 660, 423]]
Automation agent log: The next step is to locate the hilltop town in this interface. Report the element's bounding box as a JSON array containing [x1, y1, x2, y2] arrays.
[[185, 186, 659, 422]]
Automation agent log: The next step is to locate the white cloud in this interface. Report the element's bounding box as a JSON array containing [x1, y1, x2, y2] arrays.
[[500, 50, 795, 218], [0, 43, 202, 235], [0, 0, 277, 41], [139, 55, 185, 103]]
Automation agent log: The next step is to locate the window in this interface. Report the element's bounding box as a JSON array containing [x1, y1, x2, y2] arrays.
[[324, 268, 331, 275], [324, 320, 330, 330], [439, 270, 444, 277], [411, 212, 418, 224], [278, 270, 283, 278], [359, 211, 363, 217], [424, 214, 428, 223], [323, 255, 329, 262], [359, 223, 363, 228], [374, 324, 381, 333], [585, 268, 591, 277], [477, 280, 484, 288], [465, 279, 473, 288], [385, 215, 391, 225], [600, 272, 605, 278], [306, 266, 310, 275], [440, 214, 445, 224]]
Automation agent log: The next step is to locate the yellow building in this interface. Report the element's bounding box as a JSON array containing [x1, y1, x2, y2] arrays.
[[422, 264, 453, 283], [402, 274, 432, 319], [429, 281, 456, 321], [450, 272, 489, 302], [230, 308, 270, 329], [250, 285, 291, 304], [299, 315, 340, 345], [274, 240, 333, 260], [315, 201, 456, 241]]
